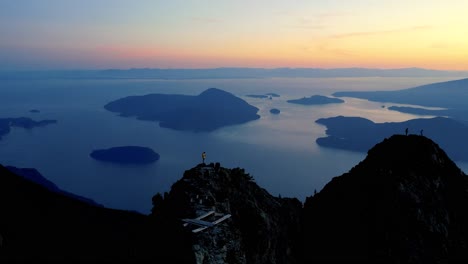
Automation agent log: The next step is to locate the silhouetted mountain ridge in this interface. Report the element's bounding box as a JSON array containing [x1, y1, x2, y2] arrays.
[[151, 163, 302, 264], [0, 164, 194, 262], [303, 135, 468, 263], [2, 135, 468, 263], [5, 166, 102, 206]]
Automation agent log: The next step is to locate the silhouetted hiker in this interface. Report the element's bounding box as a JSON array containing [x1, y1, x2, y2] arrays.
[[420, 129, 424, 136], [405, 128, 408, 136], [202, 152, 206, 164]]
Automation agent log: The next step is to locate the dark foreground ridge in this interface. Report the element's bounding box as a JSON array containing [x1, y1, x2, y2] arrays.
[[151, 163, 302, 263], [0, 164, 194, 263], [6, 166, 102, 207], [1, 135, 468, 263], [303, 135, 468, 263]]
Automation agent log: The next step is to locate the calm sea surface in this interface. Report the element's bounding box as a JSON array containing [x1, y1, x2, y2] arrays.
[[0, 77, 466, 213]]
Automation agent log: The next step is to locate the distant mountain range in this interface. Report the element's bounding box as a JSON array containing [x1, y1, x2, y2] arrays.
[[334, 77, 468, 124], [1, 67, 467, 79]]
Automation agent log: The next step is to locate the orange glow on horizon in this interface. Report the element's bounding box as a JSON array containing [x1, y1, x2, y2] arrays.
[[2, 1, 468, 71]]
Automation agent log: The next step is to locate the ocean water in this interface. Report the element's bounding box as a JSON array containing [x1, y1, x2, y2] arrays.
[[0, 76, 466, 213]]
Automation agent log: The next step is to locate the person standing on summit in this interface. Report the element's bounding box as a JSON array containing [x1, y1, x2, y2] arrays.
[[202, 152, 206, 164]]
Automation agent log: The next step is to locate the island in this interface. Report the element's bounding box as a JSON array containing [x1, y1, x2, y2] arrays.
[[105, 88, 260, 132], [246, 93, 280, 99], [333, 78, 468, 124], [265, 93, 280, 97], [90, 146, 160, 164], [287, 95, 344, 105], [0, 117, 57, 140], [315, 115, 468, 162], [270, 108, 281, 114], [29, 109, 40, 113], [387, 106, 450, 116]]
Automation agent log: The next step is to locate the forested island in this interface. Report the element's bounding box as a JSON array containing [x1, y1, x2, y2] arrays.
[[90, 146, 160, 164], [105, 88, 260, 132], [287, 95, 344, 105]]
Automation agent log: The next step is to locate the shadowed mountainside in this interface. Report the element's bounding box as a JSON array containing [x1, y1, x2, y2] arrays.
[[2, 135, 468, 263], [104, 88, 260, 132], [6, 166, 102, 207], [151, 164, 302, 264], [0, 164, 194, 262], [303, 135, 468, 263]]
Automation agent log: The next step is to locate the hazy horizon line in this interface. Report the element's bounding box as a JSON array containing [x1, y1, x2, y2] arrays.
[[2, 66, 468, 72]]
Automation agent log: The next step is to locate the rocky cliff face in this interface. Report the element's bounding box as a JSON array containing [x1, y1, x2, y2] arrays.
[[151, 164, 302, 264], [303, 135, 468, 263]]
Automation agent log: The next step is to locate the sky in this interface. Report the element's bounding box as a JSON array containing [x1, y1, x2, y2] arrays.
[[1, 0, 468, 70]]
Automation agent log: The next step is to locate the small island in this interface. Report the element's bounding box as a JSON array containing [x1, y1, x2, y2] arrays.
[[246, 93, 280, 99], [90, 146, 160, 164], [29, 109, 40, 113], [387, 106, 450, 116], [270, 108, 281, 115], [0, 117, 57, 140], [105, 88, 260, 132], [287, 95, 344, 105]]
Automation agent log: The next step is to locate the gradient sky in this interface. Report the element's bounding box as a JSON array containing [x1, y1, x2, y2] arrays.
[[1, 0, 468, 70]]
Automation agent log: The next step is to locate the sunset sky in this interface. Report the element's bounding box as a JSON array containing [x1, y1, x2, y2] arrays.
[[1, 0, 468, 70]]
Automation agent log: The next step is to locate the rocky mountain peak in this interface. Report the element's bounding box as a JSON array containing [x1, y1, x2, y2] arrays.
[[303, 135, 468, 263], [364, 134, 459, 170], [151, 163, 302, 264]]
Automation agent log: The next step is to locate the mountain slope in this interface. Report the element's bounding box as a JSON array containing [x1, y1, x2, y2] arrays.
[[333, 78, 468, 123], [5, 166, 102, 206], [334, 78, 468, 108], [303, 135, 468, 263], [0, 164, 194, 262], [151, 163, 302, 264]]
